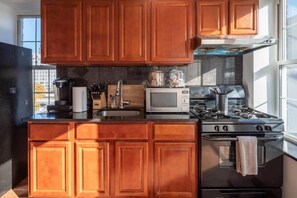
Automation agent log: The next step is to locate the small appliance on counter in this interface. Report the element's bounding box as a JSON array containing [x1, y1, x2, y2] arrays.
[[73, 87, 87, 112], [146, 87, 189, 113], [47, 78, 75, 112]]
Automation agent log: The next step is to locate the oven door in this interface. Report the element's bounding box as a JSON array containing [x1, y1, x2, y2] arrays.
[[202, 188, 282, 198], [201, 133, 283, 188]]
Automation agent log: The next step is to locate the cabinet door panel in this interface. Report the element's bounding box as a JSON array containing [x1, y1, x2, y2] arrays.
[[115, 142, 148, 196], [229, 0, 258, 35], [119, 0, 147, 62], [76, 142, 109, 197], [29, 142, 71, 197], [85, 0, 115, 62], [41, 0, 82, 63], [154, 143, 196, 197], [197, 0, 227, 35], [151, 1, 193, 63]]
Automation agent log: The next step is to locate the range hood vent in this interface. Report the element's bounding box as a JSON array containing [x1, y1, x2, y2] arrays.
[[194, 35, 277, 56]]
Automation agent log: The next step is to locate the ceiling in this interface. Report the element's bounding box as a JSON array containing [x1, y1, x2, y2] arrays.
[[0, 0, 40, 15]]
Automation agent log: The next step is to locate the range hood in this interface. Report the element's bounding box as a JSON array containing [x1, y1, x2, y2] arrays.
[[194, 35, 277, 56]]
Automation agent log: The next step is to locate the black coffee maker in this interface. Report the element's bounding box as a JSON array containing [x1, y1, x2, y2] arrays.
[[47, 78, 75, 112]]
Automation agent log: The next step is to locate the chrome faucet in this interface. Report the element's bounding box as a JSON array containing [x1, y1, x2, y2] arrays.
[[115, 80, 130, 108]]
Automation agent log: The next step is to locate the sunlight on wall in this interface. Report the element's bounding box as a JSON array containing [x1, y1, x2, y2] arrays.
[[259, 5, 269, 35], [253, 48, 270, 71], [202, 68, 217, 85], [254, 75, 268, 112]]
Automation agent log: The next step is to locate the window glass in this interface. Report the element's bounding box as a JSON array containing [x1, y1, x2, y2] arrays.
[[19, 16, 56, 113]]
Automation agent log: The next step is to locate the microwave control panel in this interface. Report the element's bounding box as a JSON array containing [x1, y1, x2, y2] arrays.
[[181, 89, 189, 111]]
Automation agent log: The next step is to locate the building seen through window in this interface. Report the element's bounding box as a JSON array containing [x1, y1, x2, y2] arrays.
[[19, 16, 56, 113]]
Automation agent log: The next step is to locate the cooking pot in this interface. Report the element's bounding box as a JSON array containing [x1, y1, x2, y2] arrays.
[[210, 87, 234, 114]]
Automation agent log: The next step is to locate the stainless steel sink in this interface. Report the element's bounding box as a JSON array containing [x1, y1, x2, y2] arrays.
[[96, 109, 140, 117]]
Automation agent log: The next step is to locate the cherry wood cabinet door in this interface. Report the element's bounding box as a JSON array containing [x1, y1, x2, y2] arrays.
[[151, 0, 193, 64], [29, 142, 72, 197], [85, 0, 115, 62], [154, 143, 196, 197], [76, 142, 110, 197], [119, 0, 147, 62], [115, 142, 148, 197], [197, 0, 227, 35], [229, 0, 258, 35], [41, 0, 82, 63]]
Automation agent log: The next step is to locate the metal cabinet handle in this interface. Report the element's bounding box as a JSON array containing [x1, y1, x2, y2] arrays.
[[202, 134, 283, 142]]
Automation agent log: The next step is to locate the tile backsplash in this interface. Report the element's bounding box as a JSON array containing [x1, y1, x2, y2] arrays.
[[57, 55, 243, 86]]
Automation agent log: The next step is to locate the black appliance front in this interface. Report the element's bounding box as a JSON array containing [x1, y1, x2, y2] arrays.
[[202, 188, 282, 198], [200, 133, 283, 197]]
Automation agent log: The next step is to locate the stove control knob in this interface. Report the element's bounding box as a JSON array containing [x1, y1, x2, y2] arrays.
[[256, 125, 263, 131], [223, 126, 228, 131], [265, 126, 272, 131], [214, 126, 220, 132]]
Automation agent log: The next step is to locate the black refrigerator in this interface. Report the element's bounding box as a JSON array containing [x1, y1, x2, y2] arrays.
[[0, 42, 32, 196]]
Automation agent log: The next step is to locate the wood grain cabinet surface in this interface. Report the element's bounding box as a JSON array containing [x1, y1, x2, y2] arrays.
[[28, 122, 197, 198], [196, 0, 258, 35], [85, 0, 115, 62], [76, 142, 110, 197], [229, 0, 258, 35], [41, 0, 83, 64], [41, 0, 194, 65], [197, 0, 227, 35], [151, 0, 193, 64], [29, 141, 72, 197]]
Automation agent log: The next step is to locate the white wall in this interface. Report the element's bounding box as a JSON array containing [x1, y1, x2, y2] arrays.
[[242, 0, 278, 116], [0, 3, 17, 45], [283, 155, 297, 198]]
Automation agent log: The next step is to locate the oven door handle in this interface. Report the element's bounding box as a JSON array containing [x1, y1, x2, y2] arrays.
[[202, 134, 283, 142]]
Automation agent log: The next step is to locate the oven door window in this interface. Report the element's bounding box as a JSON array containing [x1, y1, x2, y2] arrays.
[[151, 92, 177, 107], [219, 144, 265, 167]]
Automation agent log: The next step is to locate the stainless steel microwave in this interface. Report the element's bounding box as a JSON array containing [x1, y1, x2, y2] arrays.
[[146, 88, 189, 113]]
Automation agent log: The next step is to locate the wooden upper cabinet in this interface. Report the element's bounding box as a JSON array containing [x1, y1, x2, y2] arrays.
[[154, 143, 196, 197], [41, 0, 82, 63], [119, 0, 147, 62], [151, 0, 193, 63], [76, 142, 110, 197], [115, 142, 148, 197], [197, 0, 227, 35], [29, 142, 72, 197], [85, 0, 115, 62], [229, 0, 258, 35]]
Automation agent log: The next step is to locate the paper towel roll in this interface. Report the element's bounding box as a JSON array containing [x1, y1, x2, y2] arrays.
[[73, 87, 87, 112]]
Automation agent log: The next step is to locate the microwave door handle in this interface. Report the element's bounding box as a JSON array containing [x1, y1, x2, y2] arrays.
[[202, 134, 283, 142]]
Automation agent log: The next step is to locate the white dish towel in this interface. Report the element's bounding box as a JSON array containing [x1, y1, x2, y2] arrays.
[[236, 136, 258, 176]]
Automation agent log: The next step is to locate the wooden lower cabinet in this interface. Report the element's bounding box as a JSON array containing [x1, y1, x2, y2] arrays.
[[154, 143, 196, 197], [29, 141, 72, 197], [28, 122, 197, 198], [76, 142, 110, 197], [115, 142, 148, 197]]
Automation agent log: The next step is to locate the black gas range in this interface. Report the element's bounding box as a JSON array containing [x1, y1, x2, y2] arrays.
[[189, 85, 284, 198]]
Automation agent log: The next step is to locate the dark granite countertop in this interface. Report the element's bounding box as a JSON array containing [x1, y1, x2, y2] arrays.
[[25, 108, 198, 122]]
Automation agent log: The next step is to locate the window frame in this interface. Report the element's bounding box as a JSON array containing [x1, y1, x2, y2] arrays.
[[278, 0, 297, 143], [18, 15, 56, 113]]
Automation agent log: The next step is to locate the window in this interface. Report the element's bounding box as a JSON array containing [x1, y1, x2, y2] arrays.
[[279, 0, 297, 141], [18, 16, 56, 113]]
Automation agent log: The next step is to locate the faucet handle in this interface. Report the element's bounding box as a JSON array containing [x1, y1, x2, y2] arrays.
[[122, 100, 130, 105]]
